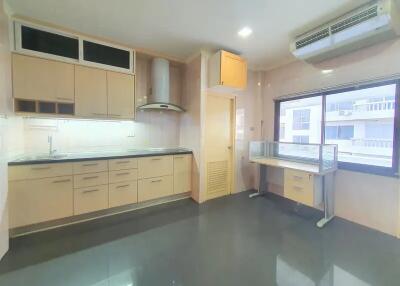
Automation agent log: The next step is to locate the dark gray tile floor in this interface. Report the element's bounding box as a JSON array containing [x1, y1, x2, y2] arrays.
[[0, 191, 400, 286]]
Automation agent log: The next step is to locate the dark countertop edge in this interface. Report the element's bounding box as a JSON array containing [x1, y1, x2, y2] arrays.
[[8, 150, 193, 166]]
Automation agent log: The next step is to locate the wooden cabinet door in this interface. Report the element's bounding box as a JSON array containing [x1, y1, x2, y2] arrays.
[[173, 155, 192, 194], [138, 156, 173, 179], [74, 184, 108, 215], [220, 51, 247, 89], [107, 71, 135, 119], [9, 176, 73, 228], [12, 54, 74, 102], [138, 175, 173, 202], [75, 65, 108, 117]]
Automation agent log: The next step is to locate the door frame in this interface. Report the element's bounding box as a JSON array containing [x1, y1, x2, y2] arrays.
[[204, 92, 236, 200]]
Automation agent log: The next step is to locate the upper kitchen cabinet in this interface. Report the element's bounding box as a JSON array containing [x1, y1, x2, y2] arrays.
[[107, 71, 135, 119], [209, 50, 247, 90], [12, 53, 74, 102], [75, 65, 108, 118]]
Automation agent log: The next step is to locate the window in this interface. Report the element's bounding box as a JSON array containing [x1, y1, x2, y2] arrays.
[[325, 125, 354, 140], [293, 135, 309, 144], [279, 96, 322, 144], [293, 109, 310, 130], [275, 80, 399, 176]]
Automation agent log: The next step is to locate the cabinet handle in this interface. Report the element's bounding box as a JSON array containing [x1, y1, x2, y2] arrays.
[[116, 172, 130, 176], [31, 166, 51, 170], [52, 179, 71, 183], [151, 179, 162, 183], [293, 175, 303, 181], [151, 158, 161, 161], [175, 156, 184, 159], [82, 163, 98, 167], [116, 161, 130, 164], [82, 189, 100, 194], [83, 176, 99, 180], [293, 186, 303, 191], [109, 114, 121, 117], [116, 184, 130, 189], [92, 113, 107, 116]]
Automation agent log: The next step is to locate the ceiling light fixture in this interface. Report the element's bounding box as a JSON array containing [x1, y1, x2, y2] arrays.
[[238, 27, 252, 38], [321, 69, 333, 74]]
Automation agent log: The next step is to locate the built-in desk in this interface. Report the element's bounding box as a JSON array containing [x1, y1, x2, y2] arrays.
[[249, 141, 337, 228]]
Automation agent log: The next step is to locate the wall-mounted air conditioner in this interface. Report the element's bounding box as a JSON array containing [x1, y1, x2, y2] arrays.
[[290, 0, 400, 63]]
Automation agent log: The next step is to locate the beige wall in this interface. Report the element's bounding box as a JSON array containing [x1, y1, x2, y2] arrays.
[[0, 0, 11, 259], [235, 70, 263, 192], [261, 38, 400, 237], [180, 55, 202, 202]]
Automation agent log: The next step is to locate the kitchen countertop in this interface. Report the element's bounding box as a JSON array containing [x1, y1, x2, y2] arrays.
[[8, 148, 193, 166]]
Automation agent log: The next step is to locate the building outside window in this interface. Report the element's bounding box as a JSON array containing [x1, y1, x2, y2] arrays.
[[275, 81, 399, 176]]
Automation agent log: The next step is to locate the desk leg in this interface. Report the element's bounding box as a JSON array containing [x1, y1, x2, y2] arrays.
[[249, 165, 267, 198], [317, 173, 335, 228]]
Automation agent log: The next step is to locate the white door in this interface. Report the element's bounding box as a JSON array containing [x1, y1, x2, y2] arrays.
[[205, 94, 234, 200]]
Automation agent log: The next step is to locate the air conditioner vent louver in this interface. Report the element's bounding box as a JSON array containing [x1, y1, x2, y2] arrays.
[[296, 28, 330, 49], [331, 6, 379, 34]]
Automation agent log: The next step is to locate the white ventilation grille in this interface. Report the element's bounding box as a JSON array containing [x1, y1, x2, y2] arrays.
[[331, 5, 379, 34], [295, 28, 330, 49], [207, 161, 228, 194]]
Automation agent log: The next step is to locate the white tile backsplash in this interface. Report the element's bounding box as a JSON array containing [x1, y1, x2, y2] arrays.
[[8, 110, 181, 156]]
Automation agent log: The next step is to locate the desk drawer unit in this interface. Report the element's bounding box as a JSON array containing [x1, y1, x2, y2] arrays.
[[73, 160, 108, 174], [109, 181, 138, 208], [138, 156, 173, 179], [284, 169, 315, 207], [74, 184, 109, 215], [74, 171, 108, 188]]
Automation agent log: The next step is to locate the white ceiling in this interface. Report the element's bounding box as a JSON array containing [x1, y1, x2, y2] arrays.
[[7, 0, 369, 70]]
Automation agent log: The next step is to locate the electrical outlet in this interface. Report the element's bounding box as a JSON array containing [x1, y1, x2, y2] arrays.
[[128, 131, 135, 138]]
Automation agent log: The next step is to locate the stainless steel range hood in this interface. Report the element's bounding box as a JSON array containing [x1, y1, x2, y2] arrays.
[[138, 58, 185, 112]]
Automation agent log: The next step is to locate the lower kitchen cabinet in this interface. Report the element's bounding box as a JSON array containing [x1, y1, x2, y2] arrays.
[[138, 176, 173, 202], [8, 176, 73, 228], [74, 184, 109, 215], [109, 181, 138, 208], [173, 154, 192, 194]]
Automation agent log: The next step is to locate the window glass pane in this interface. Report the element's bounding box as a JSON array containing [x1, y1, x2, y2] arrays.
[[279, 96, 322, 144], [83, 40, 130, 69], [325, 84, 396, 167], [21, 26, 79, 60]]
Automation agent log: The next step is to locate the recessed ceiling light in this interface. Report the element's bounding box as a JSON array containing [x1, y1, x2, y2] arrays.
[[322, 69, 333, 74], [238, 27, 252, 38]]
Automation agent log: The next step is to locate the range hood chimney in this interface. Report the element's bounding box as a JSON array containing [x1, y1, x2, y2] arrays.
[[138, 58, 185, 112]]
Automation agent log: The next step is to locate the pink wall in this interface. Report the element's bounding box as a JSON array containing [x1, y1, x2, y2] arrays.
[[261, 38, 400, 236]]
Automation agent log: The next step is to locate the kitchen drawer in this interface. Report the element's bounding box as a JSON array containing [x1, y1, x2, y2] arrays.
[[138, 156, 173, 179], [74, 171, 108, 188], [109, 181, 138, 208], [73, 160, 108, 174], [173, 155, 192, 194], [8, 176, 73, 228], [138, 175, 173, 202], [108, 158, 138, 171], [74, 184, 108, 215], [9, 163, 73, 181], [284, 169, 313, 190], [284, 183, 314, 207], [109, 169, 138, 183]]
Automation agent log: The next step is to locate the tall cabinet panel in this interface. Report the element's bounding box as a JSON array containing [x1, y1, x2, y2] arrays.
[[107, 71, 135, 119], [75, 65, 108, 117]]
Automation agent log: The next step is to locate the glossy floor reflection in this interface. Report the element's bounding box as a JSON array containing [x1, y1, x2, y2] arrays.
[[0, 192, 400, 286]]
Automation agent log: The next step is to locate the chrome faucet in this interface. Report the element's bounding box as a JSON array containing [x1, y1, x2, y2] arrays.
[[48, 135, 57, 156]]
